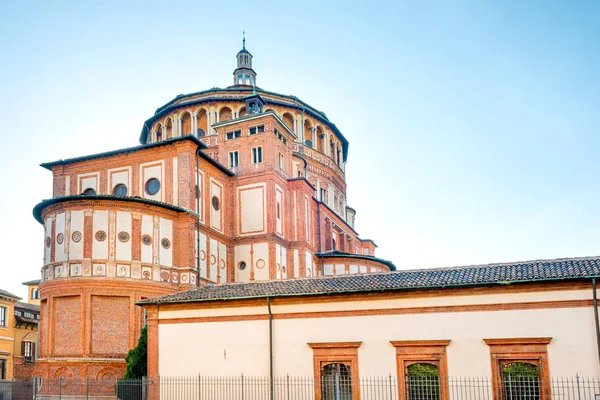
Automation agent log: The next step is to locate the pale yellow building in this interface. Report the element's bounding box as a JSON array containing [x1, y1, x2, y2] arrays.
[[22, 280, 40, 307], [0, 289, 20, 379]]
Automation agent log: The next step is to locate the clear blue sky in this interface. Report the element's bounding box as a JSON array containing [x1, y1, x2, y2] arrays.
[[0, 1, 598, 298]]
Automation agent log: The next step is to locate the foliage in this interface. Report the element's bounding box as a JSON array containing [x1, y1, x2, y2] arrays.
[[124, 326, 147, 379]]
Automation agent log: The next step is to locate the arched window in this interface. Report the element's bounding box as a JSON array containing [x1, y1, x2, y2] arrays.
[[180, 112, 192, 136], [316, 127, 325, 152], [220, 107, 232, 121], [82, 188, 96, 196], [196, 109, 207, 137], [303, 120, 312, 146], [153, 123, 163, 143], [282, 113, 294, 132], [501, 362, 540, 400], [321, 363, 352, 400], [165, 118, 173, 139], [406, 363, 440, 400]]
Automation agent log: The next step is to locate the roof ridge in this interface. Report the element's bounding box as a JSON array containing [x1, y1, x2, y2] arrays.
[[397, 255, 600, 274]]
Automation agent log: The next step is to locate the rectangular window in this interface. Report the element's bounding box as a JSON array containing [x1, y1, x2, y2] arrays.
[[308, 342, 361, 400], [23, 341, 34, 364], [279, 152, 284, 170], [252, 147, 263, 164], [0, 306, 6, 327], [320, 189, 326, 202], [226, 130, 241, 140], [237, 75, 243, 85], [249, 125, 264, 135], [0, 358, 6, 379], [229, 151, 239, 169], [484, 338, 551, 400], [391, 340, 450, 400]]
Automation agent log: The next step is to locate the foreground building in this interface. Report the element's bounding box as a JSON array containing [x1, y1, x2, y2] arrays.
[[32, 39, 391, 379], [0, 289, 19, 379], [140, 256, 600, 399], [0, 283, 40, 380]]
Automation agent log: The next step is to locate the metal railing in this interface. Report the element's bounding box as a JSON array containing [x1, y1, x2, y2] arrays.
[[0, 375, 597, 400]]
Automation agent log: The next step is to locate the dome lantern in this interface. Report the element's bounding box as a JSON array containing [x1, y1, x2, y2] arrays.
[[233, 31, 256, 86]]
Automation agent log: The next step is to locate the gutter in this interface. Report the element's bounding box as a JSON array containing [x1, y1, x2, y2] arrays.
[[594, 278, 600, 368], [267, 297, 274, 400], [317, 202, 324, 274], [196, 148, 202, 287]]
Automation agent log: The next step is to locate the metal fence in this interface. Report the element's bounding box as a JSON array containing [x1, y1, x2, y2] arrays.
[[0, 376, 599, 400]]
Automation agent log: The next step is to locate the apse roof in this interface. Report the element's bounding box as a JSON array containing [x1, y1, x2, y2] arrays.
[[32, 195, 192, 224], [39, 136, 233, 177], [316, 250, 395, 271], [138, 255, 600, 305]]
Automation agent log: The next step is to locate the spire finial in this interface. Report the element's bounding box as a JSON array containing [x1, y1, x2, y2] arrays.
[[242, 30, 246, 49]]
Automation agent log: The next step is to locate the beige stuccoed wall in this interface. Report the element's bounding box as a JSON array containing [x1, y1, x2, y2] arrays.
[[157, 288, 599, 378]]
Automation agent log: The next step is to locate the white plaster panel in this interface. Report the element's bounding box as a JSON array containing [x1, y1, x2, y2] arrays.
[[69, 211, 84, 260], [92, 210, 109, 259], [159, 217, 173, 267], [210, 179, 223, 232], [209, 238, 218, 282], [140, 161, 164, 201], [198, 232, 207, 280], [195, 169, 204, 223], [78, 173, 99, 194], [54, 212, 66, 262], [276, 243, 287, 279], [44, 217, 52, 265], [141, 214, 154, 264], [108, 168, 131, 195], [323, 264, 334, 276], [115, 211, 132, 261], [219, 241, 227, 283], [235, 244, 251, 282], [334, 264, 345, 275], [253, 242, 269, 281], [305, 251, 313, 277], [238, 184, 266, 235], [65, 176, 70, 196]]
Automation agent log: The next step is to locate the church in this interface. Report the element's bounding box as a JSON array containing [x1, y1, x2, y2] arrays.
[[32, 38, 393, 381], [33, 38, 600, 399]]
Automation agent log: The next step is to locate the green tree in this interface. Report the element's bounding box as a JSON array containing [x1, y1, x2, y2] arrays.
[[124, 326, 147, 379]]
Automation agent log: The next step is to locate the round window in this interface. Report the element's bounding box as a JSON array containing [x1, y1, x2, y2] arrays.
[[82, 188, 96, 196], [145, 178, 161, 195], [239, 262, 246, 270], [212, 196, 220, 210], [113, 184, 128, 197]]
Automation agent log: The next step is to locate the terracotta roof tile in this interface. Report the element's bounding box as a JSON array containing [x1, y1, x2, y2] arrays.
[[139, 256, 600, 305]]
